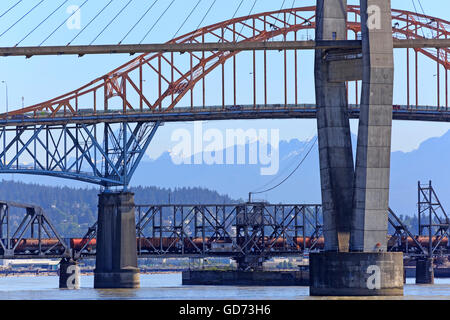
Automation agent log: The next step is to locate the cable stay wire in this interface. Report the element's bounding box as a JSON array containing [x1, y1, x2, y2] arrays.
[[275, 0, 287, 21], [251, 135, 316, 192], [231, 0, 245, 21], [195, 0, 216, 32], [252, 131, 317, 192], [139, 0, 176, 44], [265, 0, 286, 42], [286, 0, 297, 25], [249, 136, 318, 199], [90, 0, 132, 45], [416, 0, 436, 38], [119, 0, 159, 44], [0, 0, 45, 41], [67, 0, 113, 46], [16, 0, 69, 47], [235, 0, 258, 42], [411, 0, 426, 38], [0, 0, 23, 20], [172, 0, 202, 40], [40, 0, 89, 46], [220, 0, 245, 42]]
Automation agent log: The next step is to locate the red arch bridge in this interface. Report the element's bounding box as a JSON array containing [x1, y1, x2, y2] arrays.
[[0, 5, 448, 187], [0, 180, 448, 264]]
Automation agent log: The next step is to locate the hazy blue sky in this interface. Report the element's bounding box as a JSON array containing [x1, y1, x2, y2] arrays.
[[0, 0, 449, 161]]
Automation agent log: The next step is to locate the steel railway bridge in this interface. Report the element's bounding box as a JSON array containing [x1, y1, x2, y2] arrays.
[[0, 181, 448, 269]]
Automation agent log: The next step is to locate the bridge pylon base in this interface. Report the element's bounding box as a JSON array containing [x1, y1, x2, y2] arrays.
[[309, 252, 404, 296], [94, 192, 140, 289]]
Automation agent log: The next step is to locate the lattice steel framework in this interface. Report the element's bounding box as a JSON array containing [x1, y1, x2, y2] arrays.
[[0, 121, 159, 187], [134, 203, 323, 259], [418, 181, 450, 257], [0, 201, 70, 258]]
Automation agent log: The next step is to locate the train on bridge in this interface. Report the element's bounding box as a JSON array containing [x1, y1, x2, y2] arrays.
[[2, 235, 449, 257]]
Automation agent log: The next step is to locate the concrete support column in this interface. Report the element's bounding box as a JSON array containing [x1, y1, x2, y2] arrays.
[[59, 258, 80, 289], [310, 252, 404, 296], [314, 0, 354, 252], [415, 258, 434, 284], [351, 0, 394, 252], [94, 192, 140, 288]]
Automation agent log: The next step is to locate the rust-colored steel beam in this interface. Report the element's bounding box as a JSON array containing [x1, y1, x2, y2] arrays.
[[0, 39, 449, 57]]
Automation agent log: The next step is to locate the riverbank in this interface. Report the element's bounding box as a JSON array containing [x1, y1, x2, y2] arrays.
[[0, 269, 185, 277]]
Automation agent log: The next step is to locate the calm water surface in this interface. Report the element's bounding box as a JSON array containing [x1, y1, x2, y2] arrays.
[[0, 274, 448, 300]]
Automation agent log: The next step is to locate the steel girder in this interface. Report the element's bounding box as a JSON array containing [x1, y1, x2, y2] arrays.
[[0, 201, 70, 258], [134, 203, 323, 257], [0, 121, 160, 187]]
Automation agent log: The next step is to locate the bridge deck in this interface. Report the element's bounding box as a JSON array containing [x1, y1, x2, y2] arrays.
[[1, 104, 449, 127]]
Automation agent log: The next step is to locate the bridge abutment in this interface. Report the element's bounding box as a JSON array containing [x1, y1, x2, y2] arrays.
[[94, 192, 140, 288], [59, 258, 80, 289]]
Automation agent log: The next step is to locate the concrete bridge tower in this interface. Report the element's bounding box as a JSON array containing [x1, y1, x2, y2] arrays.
[[310, 0, 404, 296]]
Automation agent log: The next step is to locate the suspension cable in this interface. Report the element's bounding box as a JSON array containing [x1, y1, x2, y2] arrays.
[[119, 0, 159, 44], [40, 0, 89, 46], [231, 0, 245, 21], [253, 130, 317, 192], [90, 0, 133, 45], [67, 0, 113, 45], [0, 0, 45, 40], [411, 0, 426, 37], [275, 0, 287, 21], [172, 0, 202, 40], [139, 0, 176, 44], [15, 0, 68, 47], [0, 0, 23, 20], [195, 0, 216, 31], [286, 0, 297, 25], [249, 136, 318, 200], [235, 0, 258, 42]]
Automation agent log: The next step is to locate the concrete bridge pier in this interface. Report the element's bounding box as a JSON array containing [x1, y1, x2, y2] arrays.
[[59, 258, 80, 289], [94, 192, 140, 288], [309, 0, 404, 296], [415, 257, 434, 284]]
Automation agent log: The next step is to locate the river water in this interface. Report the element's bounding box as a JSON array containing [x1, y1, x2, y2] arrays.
[[0, 274, 448, 300]]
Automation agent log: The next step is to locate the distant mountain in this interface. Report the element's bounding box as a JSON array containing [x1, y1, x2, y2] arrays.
[[132, 138, 322, 204], [3, 130, 450, 221], [390, 130, 450, 217], [132, 130, 450, 217]]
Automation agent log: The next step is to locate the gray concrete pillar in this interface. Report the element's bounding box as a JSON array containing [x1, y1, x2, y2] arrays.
[[94, 192, 140, 288], [314, 0, 354, 252], [416, 258, 434, 284], [351, 0, 394, 252], [59, 258, 80, 289]]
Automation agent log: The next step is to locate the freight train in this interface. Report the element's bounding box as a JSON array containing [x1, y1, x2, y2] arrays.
[[0, 235, 448, 255]]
